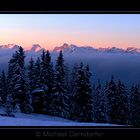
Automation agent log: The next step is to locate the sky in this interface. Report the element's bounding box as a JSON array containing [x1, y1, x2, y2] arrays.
[[0, 14, 140, 50]]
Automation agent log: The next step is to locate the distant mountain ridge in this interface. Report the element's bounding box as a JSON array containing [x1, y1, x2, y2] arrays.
[[1, 43, 140, 86], [52, 43, 140, 54], [28, 44, 43, 53], [1, 43, 140, 55], [0, 44, 20, 49]]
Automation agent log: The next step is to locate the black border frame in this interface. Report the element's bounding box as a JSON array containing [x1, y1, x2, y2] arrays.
[[0, 0, 140, 138]]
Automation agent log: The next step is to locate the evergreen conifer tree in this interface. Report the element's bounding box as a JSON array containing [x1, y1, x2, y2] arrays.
[[106, 76, 118, 124], [40, 49, 48, 90], [28, 58, 36, 93], [69, 63, 78, 120], [0, 71, 7, 104], [116, 80, 129, 125], [34, 57, 42, 89], [130, 85, 140, 126], [52, 51, 68, 118], [6, 47, 32, 113], [74, 63, 94, 122], [43, 50, 54, 115], [0, 75, 3, 105], [93, 80, 106, 123]]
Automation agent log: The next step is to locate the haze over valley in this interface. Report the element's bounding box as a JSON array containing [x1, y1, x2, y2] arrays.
[[0, 43, 140, 86]]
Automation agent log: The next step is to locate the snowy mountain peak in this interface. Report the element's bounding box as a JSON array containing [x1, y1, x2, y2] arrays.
[[53, 43, 70, 52], [30, 44, 42, 52], [0, 44, 20, 49], [62, 43, 69, 48], [98, 47, 125, 53], [53, 43, 92, 53], [53, 44, 140, 55], [53, 44, 98, 54], [1, 43, 140, 55], [125, 47, 140, 53]]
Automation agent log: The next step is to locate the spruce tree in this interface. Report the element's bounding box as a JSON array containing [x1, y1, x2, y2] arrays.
[[130, 85, 140, 126], [116, 80, 129, 125], [28, 57, 36, 93], [15, 47, 32, 113], [0, 71, 7, 104], [93, 80, 106, 123], [84, 64, 94, 122], [6, 55, 15, 113], [6, 53, 18, 111], [63, 64, 71, 119], [6, 47, 32, 113], [52, 51, 68, 118], [69, 63, 78, 120], [34, 57, 42, 89], [5, 93, 14, 116], [102, 81, 110, 123], [40, 49, 48, 91], [43, 50, 54, 115], [0, 71, 7, 105], [0, 75, 3, 105], [106, 76, 118, 124], [74, 63, 94, 122]]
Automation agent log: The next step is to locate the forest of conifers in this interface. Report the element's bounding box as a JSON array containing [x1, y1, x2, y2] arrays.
[[0, 46, 140, 126]]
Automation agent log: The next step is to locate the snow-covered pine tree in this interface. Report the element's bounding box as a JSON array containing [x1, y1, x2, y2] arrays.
[[0, 71, 7, 104], [52, 51, 68, 118], [93, 81, 100, 122], [74, 63, 94, 122], [130, 85, 140, 126], [69, 63, 78, 120], [5, 56, 15, 116], [6, 53, 18, 111], [0, 75, 3, 105], [28, 58, 36, 93], [116, 80, 129, 125], [106, 76, 118, 124], [34, 57, 42, 89], [43, 50, 54, 115], [127, 86, 131, 125], [63, 64, 71, 119], [84, 64, 94, 122], [40, 49, 48, 90], [93, 80, 106, 123], [16, 47, 32, 113], [103, 81, 110, 122], [6, 47, 32, 114], [5, 93, 14, 116], [99, 84, 107, 123]]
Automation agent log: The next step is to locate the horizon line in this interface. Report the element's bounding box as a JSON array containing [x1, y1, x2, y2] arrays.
[[0, 43, 138, 51]]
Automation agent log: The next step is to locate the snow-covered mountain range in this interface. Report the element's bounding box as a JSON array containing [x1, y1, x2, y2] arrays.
[[1, 43, 140, 86], [1, 43, 140, 55], [52, 43, 140, 54], [0, 44, 43, 53]]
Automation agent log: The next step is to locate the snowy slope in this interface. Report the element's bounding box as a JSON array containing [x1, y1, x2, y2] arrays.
[[0, 107, 120, 126], [0, 112, 121, 126]]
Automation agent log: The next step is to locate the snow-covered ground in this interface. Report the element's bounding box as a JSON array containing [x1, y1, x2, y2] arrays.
[[0, 107, 121, 126], [0, 113, 121, 126]]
